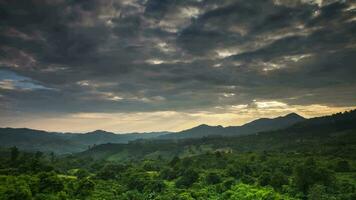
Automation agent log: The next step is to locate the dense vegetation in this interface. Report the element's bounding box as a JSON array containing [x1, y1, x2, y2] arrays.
[[0, 110, 356, 199], [1, 143, 355, 200]]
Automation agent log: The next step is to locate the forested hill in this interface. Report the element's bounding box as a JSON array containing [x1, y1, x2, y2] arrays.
[[0, 111, 356, 200], [0, 128, 170, 154], [160, 113, 305, 139], [0, 112, 305, 153], [1, 110, 356, 200], [286, 109, 356, 133], [1, 110, 355, 155], [80, 110, 356, 161]]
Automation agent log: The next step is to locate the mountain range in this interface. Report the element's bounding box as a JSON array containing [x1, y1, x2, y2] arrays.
[[0, 128, 169, 154], [159, 113, 305, 139], [2, 111, 354, 154], [79, 110, 356, 161]]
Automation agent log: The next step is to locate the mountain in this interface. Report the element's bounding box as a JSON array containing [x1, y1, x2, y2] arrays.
[[170, 124, 226, 138], [237, 113, 305, 130], [0, 128, 80, 154], [4, 111, 356, 155], [79, 110, 356, 161], [0, 128, 170, 154], [284, 110, 356, 135], [68, 130, 169, 147], [0, 113, 305, 153], [160, 113, 305, 139]]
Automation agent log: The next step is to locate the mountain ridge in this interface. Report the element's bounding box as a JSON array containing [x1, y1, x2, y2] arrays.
[[4, 111, 356, 154], [79, 110, 356, 161], [0, 128, 170, 154], [159, 112, 306, 139]]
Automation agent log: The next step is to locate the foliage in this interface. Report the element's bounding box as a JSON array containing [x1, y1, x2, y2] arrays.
[[1, 110, 356, 199]]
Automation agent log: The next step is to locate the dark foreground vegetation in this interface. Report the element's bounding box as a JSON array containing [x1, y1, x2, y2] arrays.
[[0, 110, 356, 200]]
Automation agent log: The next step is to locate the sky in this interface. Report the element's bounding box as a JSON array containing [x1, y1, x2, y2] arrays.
[[0, 0, 356, 133]]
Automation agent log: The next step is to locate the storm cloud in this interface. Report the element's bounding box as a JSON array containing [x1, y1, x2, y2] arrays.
[[0, 0, 355, 132]]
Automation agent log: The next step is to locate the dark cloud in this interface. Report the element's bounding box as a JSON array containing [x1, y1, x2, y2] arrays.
[[0, 0, 355, 119]]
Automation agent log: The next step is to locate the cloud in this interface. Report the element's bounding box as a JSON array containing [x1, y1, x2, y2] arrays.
[[1, 103, 355, 133], [253, 100, 288, 109], [0, 70, 52, 91], [0, 0, 355, 131]]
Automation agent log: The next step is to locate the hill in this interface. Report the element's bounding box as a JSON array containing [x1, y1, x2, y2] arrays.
[[0, 128, 169, 154], [160, 113, 305, 139], [1, 110, 356, 200], [0, 112, 305, 153], [80, 110, 356, 161], [3, 110, 356, 155]]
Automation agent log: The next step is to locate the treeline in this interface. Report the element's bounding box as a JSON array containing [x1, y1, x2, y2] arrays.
[[1, 110, 356, 199], [0, 145, 355, 200]]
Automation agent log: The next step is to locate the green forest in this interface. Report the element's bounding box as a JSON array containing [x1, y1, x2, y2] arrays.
[[1, 0, 356, 199], [1, 110, 356, 200]]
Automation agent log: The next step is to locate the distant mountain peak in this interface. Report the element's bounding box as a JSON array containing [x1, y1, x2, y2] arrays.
[[197, 124, 210, 127], [196, 124, 214, 128], [86, 130, 115, 135], [162, 112, 307, 139], [244, 112, 305, 127], [194, 124, 223, 129], [283, 113, 305, 119]]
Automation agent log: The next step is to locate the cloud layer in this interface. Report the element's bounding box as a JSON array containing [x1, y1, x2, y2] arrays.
[[0, 0, 355, 132]]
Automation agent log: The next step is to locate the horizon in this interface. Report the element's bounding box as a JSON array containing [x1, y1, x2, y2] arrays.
[[1, 0, 356, 133], [1, 1, 356, 198], [1, 107, 355, 133], [0, 110, 353, 134]]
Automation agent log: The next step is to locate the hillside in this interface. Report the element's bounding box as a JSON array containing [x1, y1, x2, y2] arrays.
[[160, 113, 305, 139], [80, 110, 356, 161], [2, 110, 356, 155], [0, 113, 305, 154], [0, 128, 169, 154], [1, 110, 356, 200]]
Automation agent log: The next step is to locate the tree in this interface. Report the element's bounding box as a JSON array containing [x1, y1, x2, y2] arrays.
[[145, 180, 165, 193], [160, 167, 177, 180], [205, 172, 221, 185], [96, 164, 125, 180], [222, 183, 296, 200], [334, 160, 350, 172], [10, 146, 19, 165], [75, 178, 95, 199], [35, 151, 43, 160], [38, 172, 64, 193], [50, 152, 55, 163], [307, 184, 329, 200], [258, 172, 272, 187], [169, 156, 180, 167], [175, 169, 199, 188], [120, 190, 144, 200], [294, 159, 335, 193], [126, 173, 150, 192], [75, 169, 90, 179], [3, 180, 32, 200], [270, 171, 289, 190], [226, 164, 243, 178]]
